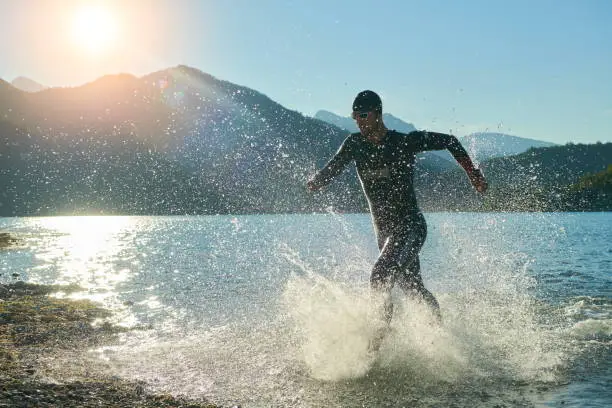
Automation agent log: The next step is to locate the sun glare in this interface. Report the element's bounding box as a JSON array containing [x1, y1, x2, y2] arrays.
[[71, 5, 118, 55], [33, 216, 134, 290]]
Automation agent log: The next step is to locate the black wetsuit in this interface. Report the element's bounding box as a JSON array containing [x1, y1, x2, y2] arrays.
[[311, 129, 473, 322]]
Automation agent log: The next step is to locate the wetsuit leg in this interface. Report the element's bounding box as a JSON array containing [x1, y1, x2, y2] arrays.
[[370, 215, 423, 324], [370, 213, 441, 324], [370, 234, 398, 325], [397, 256, 441, 321]]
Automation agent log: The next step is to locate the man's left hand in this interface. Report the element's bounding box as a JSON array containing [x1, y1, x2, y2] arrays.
[[471, 169, 488, 194]]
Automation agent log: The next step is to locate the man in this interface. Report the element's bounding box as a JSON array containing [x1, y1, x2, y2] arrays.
[[307, 90, 487, 345]]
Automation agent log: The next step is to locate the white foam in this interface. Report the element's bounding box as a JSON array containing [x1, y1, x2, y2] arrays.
[[282, 272, 376, 380]]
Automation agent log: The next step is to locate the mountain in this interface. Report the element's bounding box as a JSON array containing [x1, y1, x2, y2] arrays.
[[419, 142, 612, 212], [0, 66, 363, 216], [0, 65, 609, 216], [314, 109, 416, 134], [481, 142, 611, 211], [314, 110, 356, 133], [565, 164, 612, 211], [459, 132, 557, 164], [10, 77, 47, 93]]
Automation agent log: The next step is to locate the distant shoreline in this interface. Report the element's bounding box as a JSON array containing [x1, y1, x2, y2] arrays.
[[1, 209, 611, 219]]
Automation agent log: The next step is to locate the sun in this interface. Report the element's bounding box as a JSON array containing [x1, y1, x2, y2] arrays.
[[71, 5, 118, 55]]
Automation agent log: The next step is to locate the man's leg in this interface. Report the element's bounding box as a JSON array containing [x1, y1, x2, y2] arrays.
[[397, 256, 442, 322], [368, 237, 398, 351], [394, 213, 441, 321], [371, 214, 428, 322], [370, 235, 396, 325]]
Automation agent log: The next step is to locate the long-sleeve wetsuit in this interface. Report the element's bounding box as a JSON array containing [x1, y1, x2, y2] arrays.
[[310, 129, 479, 322]]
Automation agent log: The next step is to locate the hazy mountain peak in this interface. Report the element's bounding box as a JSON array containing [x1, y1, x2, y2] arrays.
[[173, 64, 218, 82], [11, 76, 47, 93], [314, 110, 417, 134], [380, 113, 417, 133], [460, 132, 557, 162], [464, 132, 548, 143]]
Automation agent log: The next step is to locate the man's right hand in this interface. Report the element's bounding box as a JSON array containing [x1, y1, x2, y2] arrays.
[[307, 179, 320, 191]]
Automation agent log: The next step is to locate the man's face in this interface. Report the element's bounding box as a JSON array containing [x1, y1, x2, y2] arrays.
[[352, 110, 379, 136]]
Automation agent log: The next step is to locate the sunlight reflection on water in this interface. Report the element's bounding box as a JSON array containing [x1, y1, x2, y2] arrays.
[[20, 216, 140, 320], [31, 216, 134, 285]]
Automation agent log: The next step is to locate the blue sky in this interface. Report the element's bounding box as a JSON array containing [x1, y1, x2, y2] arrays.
[[1, 0, 611, 144]]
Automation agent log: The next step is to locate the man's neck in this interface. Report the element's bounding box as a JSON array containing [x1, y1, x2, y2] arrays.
[[366, 125, 388, 145]]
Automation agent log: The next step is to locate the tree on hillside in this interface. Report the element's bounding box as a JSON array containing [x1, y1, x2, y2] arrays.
[[564, 165, 612, 211]]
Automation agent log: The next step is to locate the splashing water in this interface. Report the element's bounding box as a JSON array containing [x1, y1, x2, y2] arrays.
[[14, 213, 595, 407], [279, 243, 565, 386], [282, 267, 377, 380]]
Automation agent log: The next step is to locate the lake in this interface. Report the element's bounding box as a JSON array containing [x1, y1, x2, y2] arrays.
[[1, 212, 610, 407]]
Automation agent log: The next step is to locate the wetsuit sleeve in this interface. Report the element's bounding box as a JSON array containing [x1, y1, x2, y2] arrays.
[[309, 135, 355, 189], [410, 131, 486, 189]]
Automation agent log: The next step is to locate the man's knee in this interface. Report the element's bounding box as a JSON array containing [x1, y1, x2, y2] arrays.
[[370, 255, 396, 287], [370, 269, 393, 291]]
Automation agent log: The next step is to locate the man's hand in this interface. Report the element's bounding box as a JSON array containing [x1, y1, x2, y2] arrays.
[[307, 179, 321, 192], [470, 169, 488, 194]]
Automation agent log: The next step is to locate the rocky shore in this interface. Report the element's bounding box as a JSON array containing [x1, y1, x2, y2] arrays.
[[0, 282, 221, 408]]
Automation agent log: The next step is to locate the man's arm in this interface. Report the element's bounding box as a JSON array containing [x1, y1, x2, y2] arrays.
[[413, 131, 488, 193], [455, 154, 488, 194], [307, 136, 354, 191]]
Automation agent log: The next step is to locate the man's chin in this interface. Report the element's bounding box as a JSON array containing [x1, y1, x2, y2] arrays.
[[359, 127, 373, 136]]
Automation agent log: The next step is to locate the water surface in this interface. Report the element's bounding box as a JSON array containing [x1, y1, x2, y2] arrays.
[[1, 213, 610, 407]]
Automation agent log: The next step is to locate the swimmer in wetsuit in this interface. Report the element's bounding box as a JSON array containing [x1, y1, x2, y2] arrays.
[[307, 90, 487, 340]]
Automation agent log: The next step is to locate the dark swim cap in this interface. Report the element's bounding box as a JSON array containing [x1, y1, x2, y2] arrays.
[[352, 90, 382, 113]]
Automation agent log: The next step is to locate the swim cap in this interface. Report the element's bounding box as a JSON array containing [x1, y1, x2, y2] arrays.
[[352, 90, 382, 113]]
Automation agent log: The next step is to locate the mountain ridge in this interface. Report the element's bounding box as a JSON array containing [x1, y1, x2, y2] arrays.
[[0, 65, 609, 215]]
